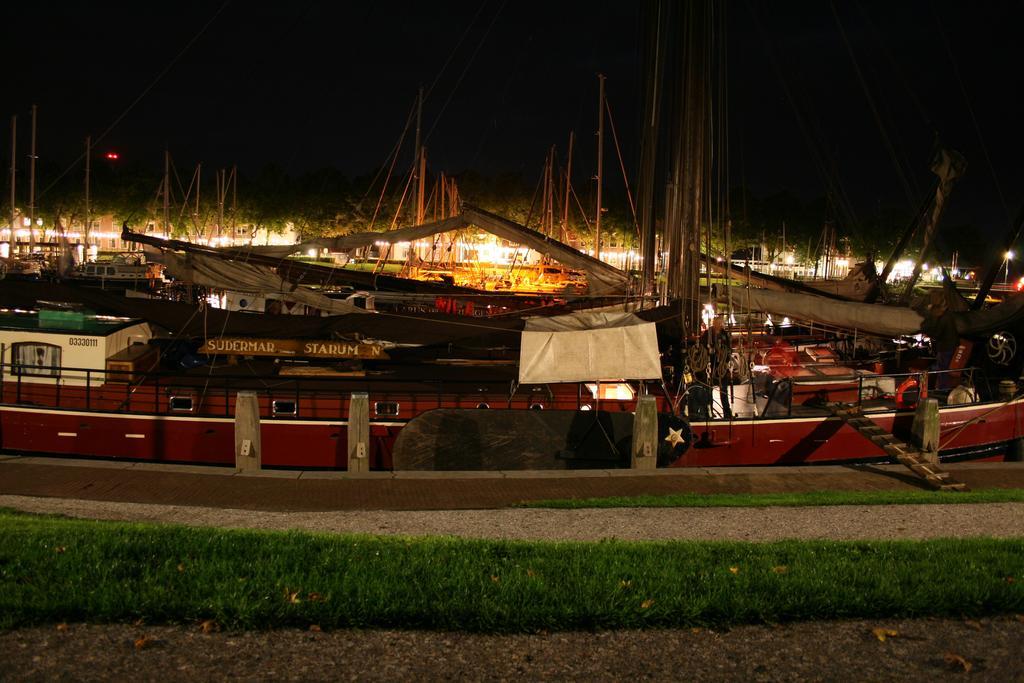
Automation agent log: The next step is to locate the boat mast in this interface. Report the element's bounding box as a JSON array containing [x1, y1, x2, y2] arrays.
[[562, 131, 574, 243], [163, 149, 170, 237], [216, 168, 225, 240], [413, 86, 425, 225], [594, 73, 605, 261], [8, 115, 15, 247], [28, 104, 36, 253], [84, 136, 91, 246]]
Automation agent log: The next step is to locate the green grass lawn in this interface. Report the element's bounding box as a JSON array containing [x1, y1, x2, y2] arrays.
[[523, 488, 1024, 509], [1, 510, 1021, 632]]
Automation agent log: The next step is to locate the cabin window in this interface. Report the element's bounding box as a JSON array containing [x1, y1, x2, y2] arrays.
[[11, 342, 61, 377], [105, 267, 116, 276], [584, 382, 636, 400], [374, 401, 399, 417], [272, 399, 297, 416], [169, 395, 194, 412]]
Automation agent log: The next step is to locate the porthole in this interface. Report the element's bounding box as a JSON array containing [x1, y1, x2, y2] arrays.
[[476, 402, 490, 409], [579, 404, 593, 411], [272, 399, 297, 416], [530, 403, 544, 410], [169, 396, 194, 412], [375, 401, 400, 417]]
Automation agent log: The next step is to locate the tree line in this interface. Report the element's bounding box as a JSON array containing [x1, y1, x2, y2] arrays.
[[6, 159, 916, 262]]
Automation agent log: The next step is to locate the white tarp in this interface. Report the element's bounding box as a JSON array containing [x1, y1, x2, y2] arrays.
[[519, 321, 662, 383]]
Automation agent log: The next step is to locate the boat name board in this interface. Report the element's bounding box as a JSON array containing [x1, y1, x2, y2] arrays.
[[200, 337, 389, 359]]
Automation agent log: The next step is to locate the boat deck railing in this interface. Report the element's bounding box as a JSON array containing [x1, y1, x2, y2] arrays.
[[767, 366, 998, 417], [0, 361, 648, 419]]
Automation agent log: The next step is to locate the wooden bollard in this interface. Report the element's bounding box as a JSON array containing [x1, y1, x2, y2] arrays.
[[911, 397, 940, 464], [631, 395, 658, 470], [234, 391, 262, 472], [347, 392, 370, 473]]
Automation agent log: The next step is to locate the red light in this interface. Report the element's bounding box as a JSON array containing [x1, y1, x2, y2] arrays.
[[105, 152, 119, 160]]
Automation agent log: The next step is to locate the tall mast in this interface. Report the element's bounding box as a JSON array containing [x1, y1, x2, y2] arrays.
[[594, 73, 606, 260], [84, 136, 91, 246], [217, 168, 225, 240], [28, 104, 37, 251], [413, 86, 424, 225], [195, 163, 201, 239], [163, 149, 170, 237], [230, 164, 237, 235], [8, 116, 15, 243], [417, 147, 427, 226], [562, 130, 574, 243]]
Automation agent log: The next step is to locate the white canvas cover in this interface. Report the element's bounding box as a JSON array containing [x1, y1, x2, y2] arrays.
[[518, 319, 662, 384]]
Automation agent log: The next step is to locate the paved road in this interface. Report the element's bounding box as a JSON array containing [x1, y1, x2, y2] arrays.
[[4, 494, 1023, 542]]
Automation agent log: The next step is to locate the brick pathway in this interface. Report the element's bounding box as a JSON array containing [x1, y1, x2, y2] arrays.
[[2, 455, 1023, 511]]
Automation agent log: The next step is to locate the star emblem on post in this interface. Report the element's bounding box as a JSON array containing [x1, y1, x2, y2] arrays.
[[664, 427, 687, 448]]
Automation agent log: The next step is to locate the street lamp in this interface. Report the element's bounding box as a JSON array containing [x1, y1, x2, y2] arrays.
[[1004, 250, 1015, 285]]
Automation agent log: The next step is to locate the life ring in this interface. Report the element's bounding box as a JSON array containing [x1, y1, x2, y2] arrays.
[[895, 376, 927, 410], [657, 414, 692, 467]]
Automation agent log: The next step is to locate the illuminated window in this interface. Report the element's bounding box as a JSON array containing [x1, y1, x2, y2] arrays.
[[11, 342, 61, 377], [584, 383, 636, 400]]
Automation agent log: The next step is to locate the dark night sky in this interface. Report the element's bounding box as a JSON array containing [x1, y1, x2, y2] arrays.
[[3, 1, 1023, 248]]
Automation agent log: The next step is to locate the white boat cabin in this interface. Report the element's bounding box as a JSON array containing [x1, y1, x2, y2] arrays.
[[0, 309, 153, 386]]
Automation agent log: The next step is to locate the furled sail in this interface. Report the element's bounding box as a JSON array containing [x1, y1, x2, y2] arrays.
[[218, 205, 630, 295], [730, 287, 1024, 338], [153, 250, 368, 316]]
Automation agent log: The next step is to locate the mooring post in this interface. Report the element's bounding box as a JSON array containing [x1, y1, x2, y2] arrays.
[[348, 392, 370, 473], [911, 397, 940, 465], [631, 395, 658, 470], [234, 391, 261, 472]]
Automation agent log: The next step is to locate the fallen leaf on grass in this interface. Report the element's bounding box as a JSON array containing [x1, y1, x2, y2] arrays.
[[134, 635, 155, 651], [526, 569, 535, 578], [54, 547, 66, 554], [690, 627, 701, 634], [308, 624, 321, 632], [619, 579, 632, 589], [1006, 576, 1015, 584], [55, 623, 68, 632], [177, 563, 185, 573], [283, 588, 301, 604], [307, 592, 324, 603], [199, 620, 220, 634], [943, 653, 972, 673], [871, 627, 899, 642], [729, 567, 740, 575], [772, 565, 788, 574], [640, 599, 655, 609]]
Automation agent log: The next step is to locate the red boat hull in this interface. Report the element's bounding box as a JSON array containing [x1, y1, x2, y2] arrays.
[[1, 379, 1019, 468]]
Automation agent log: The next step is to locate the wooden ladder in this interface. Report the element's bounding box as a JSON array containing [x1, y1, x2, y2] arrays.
[[829, 404, 969, 492]]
